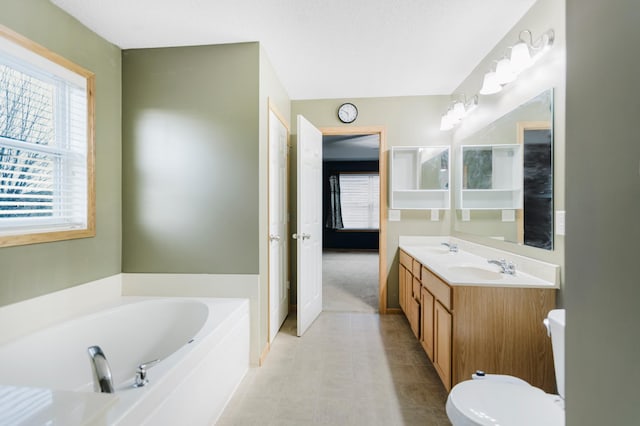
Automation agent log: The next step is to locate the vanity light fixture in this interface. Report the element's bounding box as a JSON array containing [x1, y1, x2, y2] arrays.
[[479, 29, 555, 95], [440, 95, 478, 131]]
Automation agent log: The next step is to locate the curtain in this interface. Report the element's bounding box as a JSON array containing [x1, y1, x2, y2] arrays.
[[325, 175, 344, 229]]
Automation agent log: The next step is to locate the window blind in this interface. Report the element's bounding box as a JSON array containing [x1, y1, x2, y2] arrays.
[[339, 173, 380, 230], [0, 48, 88, 236]]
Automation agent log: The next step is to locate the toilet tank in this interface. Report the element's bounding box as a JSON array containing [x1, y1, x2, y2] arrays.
[[546, 309, 565, 399]]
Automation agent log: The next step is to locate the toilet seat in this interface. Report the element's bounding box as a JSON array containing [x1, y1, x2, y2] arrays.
[[446, 380, 565, 426]]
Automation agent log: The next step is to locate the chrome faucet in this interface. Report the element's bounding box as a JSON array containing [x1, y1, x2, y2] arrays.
[[441, 242, 459, 253], [87, 346, 115, 393], [488, 259, 516, 275]]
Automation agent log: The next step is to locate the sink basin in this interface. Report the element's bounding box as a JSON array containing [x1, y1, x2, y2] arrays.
[[419, 246, 451, 255], [446, 265, 504, 281]]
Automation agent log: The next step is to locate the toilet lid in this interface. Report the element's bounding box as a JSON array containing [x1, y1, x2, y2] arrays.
[[447, 380, 564, 426]]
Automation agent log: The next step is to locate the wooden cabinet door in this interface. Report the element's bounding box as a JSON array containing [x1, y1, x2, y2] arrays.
[[434, 301, 452, 391], [408, 294, 420, 339], [421, 287, 434, 362], [406, 268, 414, 313], [399, 264, 406, 313]]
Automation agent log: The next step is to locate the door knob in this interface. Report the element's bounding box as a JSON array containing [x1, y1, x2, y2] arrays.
[[269, 234, 280, 242], [292, 233, 311, 240]]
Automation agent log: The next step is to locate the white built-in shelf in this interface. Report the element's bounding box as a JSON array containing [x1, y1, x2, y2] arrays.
[[390, 146, 450, 210]]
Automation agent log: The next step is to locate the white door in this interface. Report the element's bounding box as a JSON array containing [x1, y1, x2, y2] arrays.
[[295, 115, 323, 336], [268, 110, 289, 343]]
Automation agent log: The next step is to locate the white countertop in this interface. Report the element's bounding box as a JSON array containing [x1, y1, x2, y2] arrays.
[[399, 236, 560, 289]]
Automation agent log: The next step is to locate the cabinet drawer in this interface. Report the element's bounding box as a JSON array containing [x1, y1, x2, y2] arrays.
[[422, 266, 452, 310], [400, 250, 413, 269], [412, 260, 422, 279]]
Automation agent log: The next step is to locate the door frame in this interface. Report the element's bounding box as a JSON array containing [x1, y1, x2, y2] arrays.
[[320, 126, 388, 314], [267, 99, 291, 343]]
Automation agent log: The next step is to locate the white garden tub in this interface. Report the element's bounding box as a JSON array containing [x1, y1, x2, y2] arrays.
[[0, 297, 250, 425]]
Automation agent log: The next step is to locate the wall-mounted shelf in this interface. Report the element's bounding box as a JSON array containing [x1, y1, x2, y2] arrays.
[[458, 144, 523, 210], [390, 146, 450, 210]]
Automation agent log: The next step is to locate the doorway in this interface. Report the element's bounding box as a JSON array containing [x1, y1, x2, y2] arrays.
[[267, 104, 290, 343], [320, 127, 387, 313]]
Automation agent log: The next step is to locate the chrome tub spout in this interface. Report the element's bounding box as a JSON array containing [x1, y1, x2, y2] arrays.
[[87, 345, 115, 393]]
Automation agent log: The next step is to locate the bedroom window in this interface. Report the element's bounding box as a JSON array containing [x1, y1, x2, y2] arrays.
[[0, 26, 95, 247], [339, 173, 380, 230]]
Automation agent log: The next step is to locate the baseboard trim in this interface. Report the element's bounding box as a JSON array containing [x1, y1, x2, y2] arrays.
[[385, 308, 403, 315]]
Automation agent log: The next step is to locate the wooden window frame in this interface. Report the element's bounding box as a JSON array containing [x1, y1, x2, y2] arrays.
[[0, 25, 95, 248]]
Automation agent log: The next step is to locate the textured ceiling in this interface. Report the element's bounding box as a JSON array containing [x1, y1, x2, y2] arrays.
[[50, 0, 537, 100]]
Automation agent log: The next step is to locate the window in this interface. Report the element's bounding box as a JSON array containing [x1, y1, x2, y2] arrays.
[[339, 173, 379, 230], [0, 26, 94, 247]]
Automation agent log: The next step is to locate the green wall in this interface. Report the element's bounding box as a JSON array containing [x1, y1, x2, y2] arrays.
[[290, 96, 451, 309], [258, 46, 291, 346], [565, 1, 640, 424], [0, 0, 122, 306], [122, 43, 260, 273]]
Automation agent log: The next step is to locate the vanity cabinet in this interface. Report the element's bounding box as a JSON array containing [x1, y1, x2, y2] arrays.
[[421, 266, 454, 390], [407, 280, 421, 339], [399, 250, 421, 338], [398, 249, 557, 393], [399, 262, 407, 313], [434, 301, 452, 390], [420, 287, 434, 361]]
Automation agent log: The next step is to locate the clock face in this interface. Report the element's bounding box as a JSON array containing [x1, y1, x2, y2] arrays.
[[338, 103, 358, 123]]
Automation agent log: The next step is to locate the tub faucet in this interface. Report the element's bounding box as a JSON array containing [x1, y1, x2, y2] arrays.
[[87, 345, 115, 393], [488, 259, 516, 275], [133, 359, 161, 388], [441, 242, 459, 253]]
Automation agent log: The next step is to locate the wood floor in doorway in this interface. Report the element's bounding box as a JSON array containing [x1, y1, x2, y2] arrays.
[[323, 250, 379, 313]]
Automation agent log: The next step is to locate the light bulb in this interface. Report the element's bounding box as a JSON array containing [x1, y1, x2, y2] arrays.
[[495, 58, 516, 85], [450, 101, 465, 121], [479, 71, 502, 95], [440, 114, 454, 131], [510, 41, 532, 75]]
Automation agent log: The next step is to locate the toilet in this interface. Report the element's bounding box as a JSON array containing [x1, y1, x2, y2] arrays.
[[446, 309, 565, 426]]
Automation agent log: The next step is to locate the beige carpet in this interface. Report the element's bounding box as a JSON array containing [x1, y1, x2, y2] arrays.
[[323, 250, 379, 313]]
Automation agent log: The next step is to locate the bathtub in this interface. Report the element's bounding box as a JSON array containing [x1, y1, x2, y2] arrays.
[[0, 297, 250, 425]]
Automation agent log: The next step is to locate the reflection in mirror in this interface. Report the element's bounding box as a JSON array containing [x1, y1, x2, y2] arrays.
[[463, 147, 493, 189], [455, 89, 553, 250], [419, 147, 449, 190], [459, 144, 523, 210], [521, 122, 553, 249]]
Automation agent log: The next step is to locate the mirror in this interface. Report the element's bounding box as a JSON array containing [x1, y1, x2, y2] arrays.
[[455, 89, 554, 250], [390, 146, 450, 209], [419, 147, 450, 190]]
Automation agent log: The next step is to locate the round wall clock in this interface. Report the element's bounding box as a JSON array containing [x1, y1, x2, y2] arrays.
[[337, 102, 358, 123]]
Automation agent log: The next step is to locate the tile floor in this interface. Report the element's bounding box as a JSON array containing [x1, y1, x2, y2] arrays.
[[216, 312, 451, 425]]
